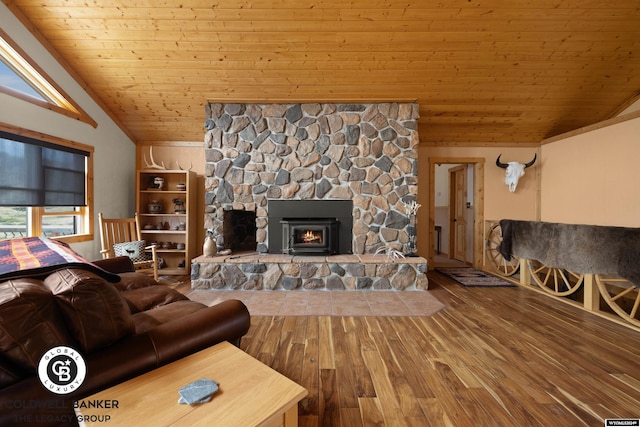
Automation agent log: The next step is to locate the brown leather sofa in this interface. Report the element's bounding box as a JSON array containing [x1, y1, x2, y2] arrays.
[[0, 256, 250, 426]]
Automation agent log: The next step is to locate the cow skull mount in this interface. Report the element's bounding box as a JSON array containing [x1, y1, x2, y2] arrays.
[[496, 154, 537, 192]]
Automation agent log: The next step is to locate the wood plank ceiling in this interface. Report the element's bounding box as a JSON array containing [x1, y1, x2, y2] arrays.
[[6, 0, 640, 146]]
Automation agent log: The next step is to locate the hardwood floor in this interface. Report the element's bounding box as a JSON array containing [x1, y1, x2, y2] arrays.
[[216, 272, 640, 427], [173, 271, 640, 426]]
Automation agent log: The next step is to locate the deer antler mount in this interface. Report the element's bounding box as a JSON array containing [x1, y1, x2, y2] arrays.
[[143, 146, 192, 171]]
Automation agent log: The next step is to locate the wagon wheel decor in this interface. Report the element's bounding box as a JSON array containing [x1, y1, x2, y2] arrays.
[[595, 275, 640, 328], [485, 223, 519, 276], [526, 260, 584, 296]]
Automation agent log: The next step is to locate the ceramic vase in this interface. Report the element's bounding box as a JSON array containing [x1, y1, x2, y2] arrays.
[[203, 236, 216, 257]]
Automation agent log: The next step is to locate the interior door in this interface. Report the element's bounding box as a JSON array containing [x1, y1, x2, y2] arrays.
[[449, 165, 467, 262]]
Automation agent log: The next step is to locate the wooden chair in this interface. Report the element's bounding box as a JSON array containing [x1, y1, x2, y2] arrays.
[[98, 212, 158, 281]]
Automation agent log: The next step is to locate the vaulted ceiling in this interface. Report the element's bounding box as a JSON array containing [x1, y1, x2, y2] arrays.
[[6, 0, 640, 146]]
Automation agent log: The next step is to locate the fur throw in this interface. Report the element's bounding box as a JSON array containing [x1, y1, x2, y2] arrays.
[[498, 219, 640, 285]]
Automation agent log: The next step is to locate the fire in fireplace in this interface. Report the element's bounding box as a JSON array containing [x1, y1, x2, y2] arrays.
[[281, 219, 338, 255], [297, 229, 323, 244]]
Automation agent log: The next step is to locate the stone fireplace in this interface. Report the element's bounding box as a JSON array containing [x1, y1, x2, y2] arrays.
[[193, 102, 427, 291], [203, 102, 419, 255]]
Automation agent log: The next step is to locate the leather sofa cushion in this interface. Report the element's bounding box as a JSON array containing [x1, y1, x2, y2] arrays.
[[131, 300, 207, 334], [0, 279, 74, 373], [113, 271, 159, 291], [44, 269, 134, 353], [121, 285, 189, 313], [0, 357, 22, 388]]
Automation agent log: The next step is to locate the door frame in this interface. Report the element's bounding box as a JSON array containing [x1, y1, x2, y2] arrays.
[[428, 157, 485, 269]]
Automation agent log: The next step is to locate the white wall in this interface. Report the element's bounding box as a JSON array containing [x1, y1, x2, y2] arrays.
[[0, 3, 136, 259], [434, 164, 454, 207], [434, 164, 454, 255]]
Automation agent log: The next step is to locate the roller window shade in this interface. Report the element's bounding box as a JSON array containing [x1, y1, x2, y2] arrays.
[[0, 131, 88, 207]]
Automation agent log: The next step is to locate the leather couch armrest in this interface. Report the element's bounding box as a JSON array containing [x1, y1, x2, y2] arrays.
[[93, 256, 135, 274], [145, 299, 251, 365]]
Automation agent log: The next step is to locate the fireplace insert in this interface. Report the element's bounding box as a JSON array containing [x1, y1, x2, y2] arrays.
[[267, 200, 352, 255], [281, 219, 339, 255]]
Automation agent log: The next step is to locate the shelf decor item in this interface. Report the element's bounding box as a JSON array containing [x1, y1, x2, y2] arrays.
[[173, 198, 186, 213], [153, 177, 165, 190], [148, 200, 163, 213]]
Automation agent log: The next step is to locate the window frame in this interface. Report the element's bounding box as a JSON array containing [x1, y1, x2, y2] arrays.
[[0, 122, 94, 243], [0, 28, 97, 128]]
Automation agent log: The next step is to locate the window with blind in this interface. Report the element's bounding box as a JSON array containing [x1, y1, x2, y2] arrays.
[[0, 131, 88, 206], [0, 128, 93, 243]]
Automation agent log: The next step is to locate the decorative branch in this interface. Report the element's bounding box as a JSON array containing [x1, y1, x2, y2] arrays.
[[404, 200, 422, 216]]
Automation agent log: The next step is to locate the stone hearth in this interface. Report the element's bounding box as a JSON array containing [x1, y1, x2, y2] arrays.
[[191, 253, 428, 291]]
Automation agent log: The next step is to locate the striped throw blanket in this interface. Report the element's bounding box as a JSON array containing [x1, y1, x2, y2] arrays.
[[0, 237, 119, 282]]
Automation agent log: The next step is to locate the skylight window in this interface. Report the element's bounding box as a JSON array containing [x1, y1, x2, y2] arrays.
[[0, 29, 95, 126], [0, 32, 79, 113], [0, 59, 47, 101]]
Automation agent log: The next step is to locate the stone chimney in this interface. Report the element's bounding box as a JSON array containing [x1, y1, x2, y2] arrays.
[[203, 102, 419, 255]]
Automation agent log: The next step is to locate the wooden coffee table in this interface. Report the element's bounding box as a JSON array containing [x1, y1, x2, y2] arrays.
[[75, 341, 307, 426]]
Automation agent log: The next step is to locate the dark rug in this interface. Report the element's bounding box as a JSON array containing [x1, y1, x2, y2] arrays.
[[435, 267, 516, 287]]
